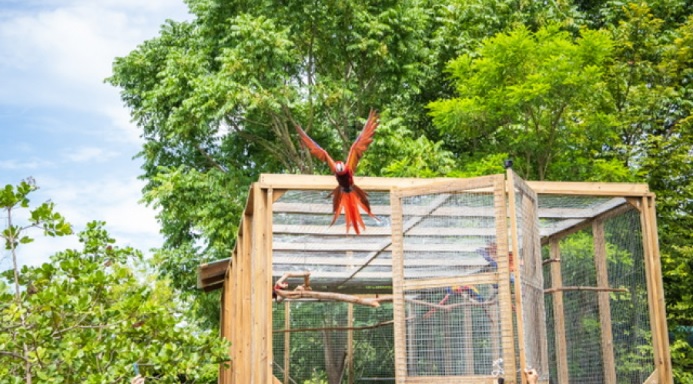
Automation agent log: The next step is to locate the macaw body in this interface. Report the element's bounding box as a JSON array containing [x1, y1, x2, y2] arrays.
[[295, 110, 379, 234]]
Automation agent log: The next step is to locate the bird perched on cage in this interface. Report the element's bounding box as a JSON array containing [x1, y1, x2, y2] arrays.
[[522, 368, 539, 384], [294, 110, 379, 234]]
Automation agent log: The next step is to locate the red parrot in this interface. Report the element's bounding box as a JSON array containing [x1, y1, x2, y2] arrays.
[[295, 109, 379, 234]]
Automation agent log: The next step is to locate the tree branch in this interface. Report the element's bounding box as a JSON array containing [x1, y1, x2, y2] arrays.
[[0, 350, 29, 363]]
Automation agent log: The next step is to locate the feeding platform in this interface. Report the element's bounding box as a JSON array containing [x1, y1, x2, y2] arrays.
[[198, 171, 672, 384]]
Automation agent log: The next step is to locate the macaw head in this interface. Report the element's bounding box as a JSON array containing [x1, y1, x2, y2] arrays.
[[335, 161, 347, 175]]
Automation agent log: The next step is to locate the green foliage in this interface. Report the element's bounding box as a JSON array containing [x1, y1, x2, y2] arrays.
[[0, 182, 229, 383], [429, 24, 622, 180], [1, 179, 72, 251]]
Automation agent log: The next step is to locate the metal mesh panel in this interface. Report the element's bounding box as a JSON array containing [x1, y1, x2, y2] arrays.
[[541, 199, 655, 384], [513, 180, 550, 381], [272, 301, 395, 384], [404, 285, 501, 376], [397, 187, 506, 380], [400, 192, 497, 281]]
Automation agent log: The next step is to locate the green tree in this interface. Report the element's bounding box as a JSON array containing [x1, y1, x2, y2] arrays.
[[429, 24, 622, 181], [0, 181, 229, 383]]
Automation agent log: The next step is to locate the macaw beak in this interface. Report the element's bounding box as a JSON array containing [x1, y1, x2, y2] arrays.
[[335, 162, 346, 174]]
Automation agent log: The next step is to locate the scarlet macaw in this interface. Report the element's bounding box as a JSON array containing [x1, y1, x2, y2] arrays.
[[294, 110, 379, 234]]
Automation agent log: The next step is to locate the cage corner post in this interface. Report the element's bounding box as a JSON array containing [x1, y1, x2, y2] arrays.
[[497, 172, 518, 383], [249, 183, 274, 384], [390, 186, 408, 384], [641, 195, 673, 384]]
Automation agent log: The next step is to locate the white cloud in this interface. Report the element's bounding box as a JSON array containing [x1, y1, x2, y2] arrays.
[[0, 159, 51, 170], [64, 146, 119, 163], [0, 0, 191, 136], [0, 1, 186, 269]]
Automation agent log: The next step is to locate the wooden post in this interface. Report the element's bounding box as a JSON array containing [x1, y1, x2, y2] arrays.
[[390, 187, 407, 383], [505, 170, 525, 383], [283, 301, 290, 384], [495, 174, 516, 382], [250, 184, 273, 384], [641, 196, 673, 384], [549, 239, 569, 384], [347, 303, 355, 384], [593, 220, 616, 384], [235, 211, 252, 384]]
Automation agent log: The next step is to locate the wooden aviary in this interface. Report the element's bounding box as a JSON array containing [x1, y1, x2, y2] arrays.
[[198, 171, 672, 384]]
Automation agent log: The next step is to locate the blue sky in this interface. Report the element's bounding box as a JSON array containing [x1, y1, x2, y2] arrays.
[[1, 0, 191, 268]]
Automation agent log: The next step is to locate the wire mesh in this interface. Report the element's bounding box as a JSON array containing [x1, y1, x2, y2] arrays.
[[403, 285, 501, 377], [513, 180, 550, 382], [272, 301, 395, 384], [541, 198, 654, 384], [397, 186, 507, 380]]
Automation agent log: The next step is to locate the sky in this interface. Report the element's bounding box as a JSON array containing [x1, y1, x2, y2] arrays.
[[1, 0, 192, 269]]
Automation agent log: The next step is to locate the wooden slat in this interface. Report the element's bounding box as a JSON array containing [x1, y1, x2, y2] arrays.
[[236, 213, 252, 384], [642, 196, 673, 384], [550, 239, 570, 384], [390, 187, 407, 383], [260, 173, 448, 190], [393, 174, 498, 197], [403, 375, 499, 384], [347, 304, 354, 384], [272, 256, 488, 267], [494, 174, 516, 381], [403, 273, 499, 291], [273, 241, 490, 253], [526, 180, 649, 196], [258, 173, 650, 196], [198, 258, 232, 288], [593, 220, 616, 384], [273, 201, 609, 219], [542, 202, 634, 245], [507, 170, 527, 383], [272, 224, 496, 237], [283, 301, 290, 384]]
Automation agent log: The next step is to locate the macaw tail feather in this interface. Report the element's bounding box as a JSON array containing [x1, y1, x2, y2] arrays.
[[330, 185, 376, 234]]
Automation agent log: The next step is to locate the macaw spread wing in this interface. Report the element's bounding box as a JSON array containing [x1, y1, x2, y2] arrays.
[[346, 109, 379, 172], [295, 123, 337, 173]]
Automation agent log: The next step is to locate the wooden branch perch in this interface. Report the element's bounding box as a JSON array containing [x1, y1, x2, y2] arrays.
[[273, 271, 379, 307], [542, 258, 561, 265], [274, 289, 380, 307], [544, 286, 628, 294]]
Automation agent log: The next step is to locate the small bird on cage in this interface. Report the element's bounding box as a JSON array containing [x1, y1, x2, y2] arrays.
[[522, 368, 539, 384]]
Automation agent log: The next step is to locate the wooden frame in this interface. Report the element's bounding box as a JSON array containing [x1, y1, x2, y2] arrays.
[[200, 174, 672, 384]]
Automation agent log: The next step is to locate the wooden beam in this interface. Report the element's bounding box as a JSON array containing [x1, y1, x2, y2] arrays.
[[524, 180, 649, 196], [507, 170, 527, 384], [283, 301, 290, 384], [549, 239, 570, 384], [346, 304, 354, 384], [403, 273, 499, 291], [542, 202, 634, 245], [390, 187, 407, 384], [494, 174, 516, 382], [258, 173, 650, 196], [272, 241, 489, 253], [642, 196, 673, 384], [593, 220, 616, 384], [272, 256, 489, 267], [403, 375, 499, 384]]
